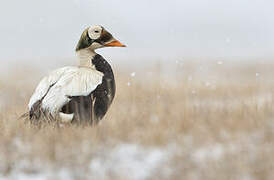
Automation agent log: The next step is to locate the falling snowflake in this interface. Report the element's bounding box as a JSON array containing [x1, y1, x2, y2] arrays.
[[39, 18, 44, 23], [175, 60, 183, 67], [205, 82, 211, 87], [255, 72, 260, 77], [217, 61, 223, 65], [188, 76, 193, 81], [127, 82, 131, 86], [130, 72, 136, 77]]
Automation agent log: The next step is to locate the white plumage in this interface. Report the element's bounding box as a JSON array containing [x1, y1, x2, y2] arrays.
[[28, 66, 103, 117]]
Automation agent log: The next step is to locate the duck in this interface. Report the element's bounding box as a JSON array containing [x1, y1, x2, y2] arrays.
[[27, 25, 125, 125]]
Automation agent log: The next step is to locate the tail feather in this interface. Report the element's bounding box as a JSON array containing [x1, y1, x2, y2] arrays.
[[19, 112, 29, 119]]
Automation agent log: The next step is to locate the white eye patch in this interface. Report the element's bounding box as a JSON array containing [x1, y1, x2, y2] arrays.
[[88, 25, 102, 40]]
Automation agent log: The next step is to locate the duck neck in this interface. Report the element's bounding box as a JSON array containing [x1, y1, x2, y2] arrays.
[[76, 48, 97, 67]]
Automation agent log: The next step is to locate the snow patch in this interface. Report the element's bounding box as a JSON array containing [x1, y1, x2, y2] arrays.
[[89, 144, 169, 180], [192, 143, 224, 163]]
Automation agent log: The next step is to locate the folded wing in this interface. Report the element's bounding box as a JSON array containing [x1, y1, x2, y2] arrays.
[[28, 66, 103, 118]]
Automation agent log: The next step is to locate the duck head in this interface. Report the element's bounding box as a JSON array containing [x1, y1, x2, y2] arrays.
[[76, 25, 126, 52]]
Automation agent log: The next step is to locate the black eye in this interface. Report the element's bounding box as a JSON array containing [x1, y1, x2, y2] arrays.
[[94, 30, 99, 33]]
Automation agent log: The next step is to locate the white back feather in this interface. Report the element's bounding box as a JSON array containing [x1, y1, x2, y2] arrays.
[[28, 66, 103, 115]]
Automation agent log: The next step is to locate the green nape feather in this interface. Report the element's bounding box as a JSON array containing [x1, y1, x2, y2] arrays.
[[75, 28, 93, 51]]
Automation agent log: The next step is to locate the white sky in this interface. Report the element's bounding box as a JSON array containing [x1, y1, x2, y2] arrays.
[[0, 0, 274, 61]]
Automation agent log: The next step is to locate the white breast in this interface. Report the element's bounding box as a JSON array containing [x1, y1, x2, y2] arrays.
[[28, 66, 103, 116]]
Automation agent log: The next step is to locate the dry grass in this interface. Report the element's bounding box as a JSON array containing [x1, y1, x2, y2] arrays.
[[0, 60, 274, 179]]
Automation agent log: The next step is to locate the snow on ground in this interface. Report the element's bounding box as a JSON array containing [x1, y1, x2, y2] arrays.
[[88, 144, 172, 180], [1, 133, 272, 180], [0, 143, 174, 180]]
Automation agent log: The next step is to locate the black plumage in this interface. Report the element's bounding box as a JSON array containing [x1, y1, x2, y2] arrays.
[[60, 54, 115, 125]]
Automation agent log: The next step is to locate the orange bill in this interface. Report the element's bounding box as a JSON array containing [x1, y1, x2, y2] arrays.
[[104, 40, 126, 47]]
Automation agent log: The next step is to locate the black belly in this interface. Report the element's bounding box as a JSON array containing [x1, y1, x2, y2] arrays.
[[30, 54, 116, 125], [61, 54, 116, 125], [61, 95, 94, 125], [61, 76, 115, 125]]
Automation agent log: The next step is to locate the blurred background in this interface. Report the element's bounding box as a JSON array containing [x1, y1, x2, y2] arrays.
[[1, 0, 274, 67], [1, 1, 274, 179]]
